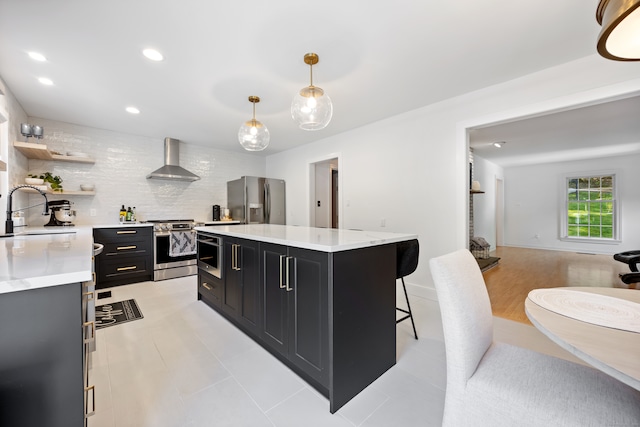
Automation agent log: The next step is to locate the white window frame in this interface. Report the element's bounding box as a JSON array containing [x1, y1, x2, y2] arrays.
[[560, 171, 621, 244]]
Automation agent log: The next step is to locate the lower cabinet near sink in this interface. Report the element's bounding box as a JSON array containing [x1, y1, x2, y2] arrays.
[[93, 226, 153, 289], [0, 283, 87, 427], [197, 231, 396, 413]]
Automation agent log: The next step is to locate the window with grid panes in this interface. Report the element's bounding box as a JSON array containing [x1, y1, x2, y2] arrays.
[[564, 174, 617, 240]]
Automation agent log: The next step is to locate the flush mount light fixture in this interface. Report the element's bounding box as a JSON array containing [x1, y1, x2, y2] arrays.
[[238, 96, 270, 151], [493, 141, 506, 148], [38, 77, 53, 86], [142, 48, 164, 61], [125, 106, 140, 114], [291, 53, 333, 131], [596, 0, 640, 60], [28, 51, 47, 62]]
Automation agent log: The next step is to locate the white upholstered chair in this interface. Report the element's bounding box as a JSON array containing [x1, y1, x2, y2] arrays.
[[429, 249, 640, 427]]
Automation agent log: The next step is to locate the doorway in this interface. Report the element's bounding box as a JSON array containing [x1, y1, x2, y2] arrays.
[[310, 157, 339, 228]]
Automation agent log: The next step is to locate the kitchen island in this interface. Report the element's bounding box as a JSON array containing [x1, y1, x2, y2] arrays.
[[194, 224, 418, 413], [0, 227, 94, 427]]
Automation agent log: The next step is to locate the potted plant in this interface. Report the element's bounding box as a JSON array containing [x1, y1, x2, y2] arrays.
[[28, 172, 63, 191]]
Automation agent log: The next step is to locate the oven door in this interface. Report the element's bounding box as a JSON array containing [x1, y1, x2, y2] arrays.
[[154, 231, 197, 269], [197, 233, 222, 279]]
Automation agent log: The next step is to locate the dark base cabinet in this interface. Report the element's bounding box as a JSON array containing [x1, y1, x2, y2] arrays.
[[261, 243, 329, 388], [197, 231, 397, 413], [93, 226, 153, 289], [198, 270, 223, 308], [0, 283, 83, 427], [222, 237, 260, 337]]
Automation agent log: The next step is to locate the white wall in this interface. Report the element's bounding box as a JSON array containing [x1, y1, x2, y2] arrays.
[[0, 75, 29, 228], [472, 155, 504, 250], [503, 154, 640, 254], [267, 55, 640, 298], [18, 118, 265, 226]]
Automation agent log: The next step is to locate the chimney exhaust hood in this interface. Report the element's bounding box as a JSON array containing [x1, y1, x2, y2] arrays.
[[146, 137, 200, 181]]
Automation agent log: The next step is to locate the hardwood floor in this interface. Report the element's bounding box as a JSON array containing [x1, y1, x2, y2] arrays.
[[482, 246, 637, 324]]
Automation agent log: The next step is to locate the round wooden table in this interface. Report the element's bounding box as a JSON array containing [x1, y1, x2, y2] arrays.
[[525, 287, 640, 391]]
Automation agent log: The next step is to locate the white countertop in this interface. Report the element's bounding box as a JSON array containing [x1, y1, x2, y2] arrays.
[[92, 222, 154, 228], [0, 226, 94, 295], [195, 224, 417, 252]]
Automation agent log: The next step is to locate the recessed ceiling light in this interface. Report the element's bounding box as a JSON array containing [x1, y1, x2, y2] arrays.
[[493, 141, 506, 148], [126, 106, 140, 114], [142, 49, 164, 61], [28, 51, 47, 62], [38, 77, 53, 86]]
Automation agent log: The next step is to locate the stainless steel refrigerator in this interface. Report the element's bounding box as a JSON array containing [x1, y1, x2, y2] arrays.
[[227, 176, 286, 224]]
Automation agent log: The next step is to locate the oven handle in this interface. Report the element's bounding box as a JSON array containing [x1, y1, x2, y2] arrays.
[[197, 237, 221, 247]]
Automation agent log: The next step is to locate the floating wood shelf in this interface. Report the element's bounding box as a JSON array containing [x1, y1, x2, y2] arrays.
[[13, 141, 95, 164], [470, 190, 485, 194], [18, 187, 96, 196]]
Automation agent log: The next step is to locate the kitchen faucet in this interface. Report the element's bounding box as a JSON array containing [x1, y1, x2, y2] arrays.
[[5, 185, 49, 234]]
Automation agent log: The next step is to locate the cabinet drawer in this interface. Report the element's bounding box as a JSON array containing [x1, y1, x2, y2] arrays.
[[102, 240, 150, 256], [198, 270, 222, 307], [93, 227, 152, 243], [99, 255, 151, 280]]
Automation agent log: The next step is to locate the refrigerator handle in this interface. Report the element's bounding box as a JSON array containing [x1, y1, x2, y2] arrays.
[[244, 185, 248, 224], [264, 182, 270, 223]]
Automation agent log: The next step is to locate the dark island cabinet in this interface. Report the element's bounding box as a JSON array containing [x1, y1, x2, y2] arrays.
[[222, 236, 260, 336], [0, 283, 84, 427], [196, 230, 398, 413], [261, 243, 329, 387], [93, 226, 153, 289]]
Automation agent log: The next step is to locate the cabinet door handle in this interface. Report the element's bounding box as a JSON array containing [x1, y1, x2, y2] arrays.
[[234, 244, 241, 271], [84, 384, 95, 417], [279, 255, 286, 288], [117, 266, 137, 271], [285, 256, 293, 292], [116, 230, 137, 234], [231, 244, 236, 270], [83, 321, 95, 344], [117, 245, 137, 250], [202, 282, 213, 291]]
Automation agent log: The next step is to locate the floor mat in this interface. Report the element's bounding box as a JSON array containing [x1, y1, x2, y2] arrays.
[[95, 299, 143, 329]]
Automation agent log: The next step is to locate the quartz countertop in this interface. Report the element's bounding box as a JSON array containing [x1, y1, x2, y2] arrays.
[[202, 220, 241, 225], [92, 222, 154, 228], [194, 224, 417, 252], [0, 226, 94, 295]]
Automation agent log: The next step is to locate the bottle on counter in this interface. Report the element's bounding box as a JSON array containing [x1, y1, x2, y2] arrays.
[[132, 207, 137, 222], [119, 205, 126, 222], [126, 207, 132, 222]]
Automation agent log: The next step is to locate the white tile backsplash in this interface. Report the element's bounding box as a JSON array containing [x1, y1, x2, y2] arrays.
[[22, 118, 266, 225]]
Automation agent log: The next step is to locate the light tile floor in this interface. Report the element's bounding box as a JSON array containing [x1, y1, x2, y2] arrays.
[[88, 277, 581, 427]]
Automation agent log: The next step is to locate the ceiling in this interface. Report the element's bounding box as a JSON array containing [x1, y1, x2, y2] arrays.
[[469, 94, 640, 167], [0, 0, 605, 155]]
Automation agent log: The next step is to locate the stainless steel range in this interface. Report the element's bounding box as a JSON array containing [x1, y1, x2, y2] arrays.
[[146, 219, 202, 281]]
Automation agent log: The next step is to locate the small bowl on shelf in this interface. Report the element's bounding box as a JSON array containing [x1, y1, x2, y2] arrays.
[[25, 177, 45, 185], [80, 184, 95, 191]]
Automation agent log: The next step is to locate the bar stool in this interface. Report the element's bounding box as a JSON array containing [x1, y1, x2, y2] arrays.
[[396, 239, 419, 339]]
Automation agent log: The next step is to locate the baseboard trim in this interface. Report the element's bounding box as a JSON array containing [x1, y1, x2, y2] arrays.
[[403, 281, 438, 302]]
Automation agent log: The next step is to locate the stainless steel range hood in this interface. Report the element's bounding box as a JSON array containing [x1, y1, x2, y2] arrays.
[[146, 138, 200, 181]]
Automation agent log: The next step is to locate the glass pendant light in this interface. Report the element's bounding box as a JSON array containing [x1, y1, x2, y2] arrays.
[[291, 53, 333, 131], [596, 0, 640, 61], [238, 96, 270, 151]]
